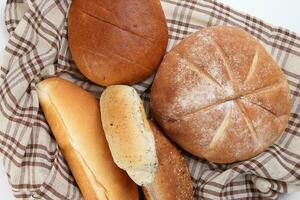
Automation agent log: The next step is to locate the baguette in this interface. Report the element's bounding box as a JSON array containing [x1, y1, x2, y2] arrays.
[[37, 77, 138, 200]]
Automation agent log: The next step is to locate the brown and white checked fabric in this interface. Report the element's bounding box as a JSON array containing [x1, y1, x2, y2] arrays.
[[0, 0, 300, 199]]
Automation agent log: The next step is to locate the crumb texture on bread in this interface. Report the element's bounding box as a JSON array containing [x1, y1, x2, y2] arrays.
[[100, 85, 158, 185], [151, 26, 292, 163]]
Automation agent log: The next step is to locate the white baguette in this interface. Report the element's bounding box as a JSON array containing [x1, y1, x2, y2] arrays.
[[37, 78, 138, 200]]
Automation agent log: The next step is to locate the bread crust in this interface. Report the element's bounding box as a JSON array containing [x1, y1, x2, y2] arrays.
[[37, 77, 138, 200], [68, 0, 168, 86], [151, 26, 292, 163], [143, 122, 193, 200]]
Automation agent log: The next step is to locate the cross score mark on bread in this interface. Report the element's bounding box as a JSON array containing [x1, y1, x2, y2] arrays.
[[151, 26, 292, 163]]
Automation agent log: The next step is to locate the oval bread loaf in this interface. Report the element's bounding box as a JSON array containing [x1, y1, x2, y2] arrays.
[[37, 78, 138, 200], [68, 0, 168, 86], [151, 26, 292, 163]]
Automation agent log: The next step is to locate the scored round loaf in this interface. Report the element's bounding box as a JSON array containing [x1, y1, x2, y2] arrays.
[[151, 26, 292, 163], [68, 0, 168, 86]]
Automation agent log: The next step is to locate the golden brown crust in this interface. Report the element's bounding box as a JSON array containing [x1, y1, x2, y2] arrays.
[[143, 122, 193, 200], [68, 0, 168, 86], [151, 26, 292, 163], [37, 78, 138, 200]]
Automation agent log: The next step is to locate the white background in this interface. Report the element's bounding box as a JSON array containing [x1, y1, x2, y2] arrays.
[[0, 0, 299, 199]]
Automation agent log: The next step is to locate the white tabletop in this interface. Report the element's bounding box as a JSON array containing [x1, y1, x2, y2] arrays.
[[0, 0, 299, 199]]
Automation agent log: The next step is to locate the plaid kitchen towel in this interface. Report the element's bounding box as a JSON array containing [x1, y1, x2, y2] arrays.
[[1, 0, 300, 199]]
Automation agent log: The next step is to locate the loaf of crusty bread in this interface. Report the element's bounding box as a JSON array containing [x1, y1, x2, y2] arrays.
[[36, 78, 138, 200], [68, 0, 168, 86], [151, 26, 292, 163], [100, 85, 193, 199]]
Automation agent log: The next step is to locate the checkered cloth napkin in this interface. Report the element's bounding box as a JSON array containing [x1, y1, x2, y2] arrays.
[[1, 0, 300, 199]]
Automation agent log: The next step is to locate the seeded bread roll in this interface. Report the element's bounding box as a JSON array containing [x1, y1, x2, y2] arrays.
[[100, 85, 158, 186], [100, 85, 193, 199], [151, 26, 292, 163], [37, 78, 138, 200], [68, 0, 168, 86]]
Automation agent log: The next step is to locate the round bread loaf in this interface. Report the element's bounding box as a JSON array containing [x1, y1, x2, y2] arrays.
[[68, 0, 168, 86], [151, 26, 292, 163]]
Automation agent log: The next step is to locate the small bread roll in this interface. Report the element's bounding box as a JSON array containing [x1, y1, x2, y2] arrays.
[[100, 85, 158, 186], [37, 78, 138, 200], [100, 85, 193, 199]]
